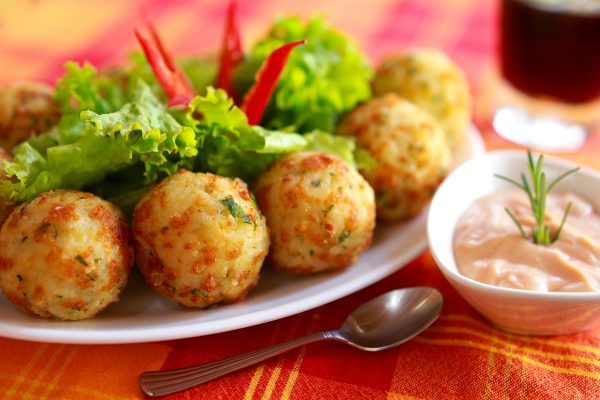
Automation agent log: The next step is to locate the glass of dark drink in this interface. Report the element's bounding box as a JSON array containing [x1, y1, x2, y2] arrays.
[[494, 0, 600, 151]]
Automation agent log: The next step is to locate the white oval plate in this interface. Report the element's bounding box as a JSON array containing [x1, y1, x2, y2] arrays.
[[0, 127, 485, 344]]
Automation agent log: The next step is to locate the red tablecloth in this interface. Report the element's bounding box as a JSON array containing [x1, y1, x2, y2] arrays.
[[1, 1, 599, 399]]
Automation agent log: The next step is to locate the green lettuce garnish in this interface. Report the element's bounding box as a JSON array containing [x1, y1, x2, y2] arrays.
[[0, 63, 370, 212], [182, 87, 306, 181], [233, 15, 372, 133], [0, 81, 193, 203], [55, 62, 126, 116], [82, 82, 197, 182], [53, 61, 127, 143], [181, 88, 370, 182]]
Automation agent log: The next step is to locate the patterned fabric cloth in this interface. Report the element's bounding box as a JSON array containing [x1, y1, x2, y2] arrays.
[[1, 0, 599, 399]]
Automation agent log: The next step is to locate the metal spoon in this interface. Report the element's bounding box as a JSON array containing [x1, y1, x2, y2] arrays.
[[140, 286, 443, 397]]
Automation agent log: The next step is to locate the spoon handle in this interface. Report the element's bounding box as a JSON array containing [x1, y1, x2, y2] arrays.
[[140, 331, 336, 397]]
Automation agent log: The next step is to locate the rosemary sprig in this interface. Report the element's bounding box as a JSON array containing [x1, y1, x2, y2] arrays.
[[494, 150, 579, 245]]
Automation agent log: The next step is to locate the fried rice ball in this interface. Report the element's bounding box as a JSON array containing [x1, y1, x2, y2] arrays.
[[0, 190, 133, 320], [337, 94, 451, 221], [254, 152, 376, 274], [133, 170, 269, 308], [0, 148, 14, 225], [371, 49, 471, 147], [0, 82, 61, 150]]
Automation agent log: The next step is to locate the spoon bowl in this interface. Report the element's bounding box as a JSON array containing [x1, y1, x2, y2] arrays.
[[338, 287, 443, 351], [140, 287, 443, 397]]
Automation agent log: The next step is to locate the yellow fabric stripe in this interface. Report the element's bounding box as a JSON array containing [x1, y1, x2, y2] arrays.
[[262, 313, 313, 399], [20, 345, 66, 399], [3, 344, 49, 398], [280, 347, 306, 400], [245, 322, 285, 399], [519, 351, 528, 400], [414, 337, 600, 380], [39, 348, 76, 399], [440, 314, 600, 356], [0, 372, 126, 400], [8, 345, 65, 399], [522, 338, 600, 357], [262, 365, 283, 400], [18, 393, 49, 400], [60, 385, 128, 400], [244, 365, 265, 400], [428, 326, 600, 367], [279, 313, 321, 399], [483, 335, 498, 400], [501, 336, 513, 400], [387, 394, 425, 400]]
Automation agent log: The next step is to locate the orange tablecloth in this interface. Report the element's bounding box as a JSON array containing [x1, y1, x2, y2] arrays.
[[1, 0, 600, 399]]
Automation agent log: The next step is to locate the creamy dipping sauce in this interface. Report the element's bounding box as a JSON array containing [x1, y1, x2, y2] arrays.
[[453, 189, 600, 292]]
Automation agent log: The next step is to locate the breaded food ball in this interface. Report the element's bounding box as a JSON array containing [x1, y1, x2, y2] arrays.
[[0, 148, 14, 225], [0, 82, 61, 150], [338, 94, 451, 221], [254, 152, 375, 274], [0, 190, 133, 320], [371, 49, 471, 147], [133, 170, 269, 308]]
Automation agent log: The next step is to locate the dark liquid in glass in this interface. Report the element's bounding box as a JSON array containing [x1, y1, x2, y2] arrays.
[[500, 0, 600, 104]]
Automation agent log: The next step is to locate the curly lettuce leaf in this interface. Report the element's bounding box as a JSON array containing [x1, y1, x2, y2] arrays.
[[53, 61, 127, 143], [0, 82, 195, 204], [82, 81, 197, 182], [54, 61, 125, 115], [182, 87, 369, 181], [0, 74, 369, 210], [183, 87, 306, 181], [233, 16, 372, 133]]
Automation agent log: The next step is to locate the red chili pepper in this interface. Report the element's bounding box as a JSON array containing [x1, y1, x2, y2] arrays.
[[241, 40, 306, 125], [134, 23, 195, 108], [216, 0, 244, 98]]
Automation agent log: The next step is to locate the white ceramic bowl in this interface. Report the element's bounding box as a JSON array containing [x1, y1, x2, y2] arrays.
[[428, 150, 600, 336]]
